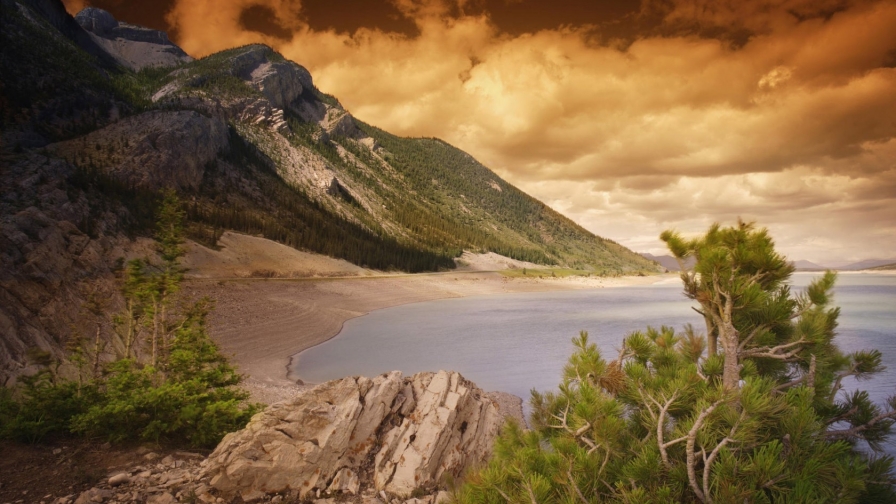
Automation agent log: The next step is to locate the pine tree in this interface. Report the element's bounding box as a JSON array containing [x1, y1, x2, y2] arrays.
[[456, 221, 896, 503]]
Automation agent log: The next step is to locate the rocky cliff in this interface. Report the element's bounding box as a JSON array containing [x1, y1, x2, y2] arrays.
[[50, 371, 514, 504], [74, 7, 192, 71]]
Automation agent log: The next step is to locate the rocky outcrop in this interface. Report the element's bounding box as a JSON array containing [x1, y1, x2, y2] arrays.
[[247, 60, 311, 110], [48, 110, 230, 190], [74, 7, 192, 70], [203, 370, 506, 501], [0, 154, 131, 386]]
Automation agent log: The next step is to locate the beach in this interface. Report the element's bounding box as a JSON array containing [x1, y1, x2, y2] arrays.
[[181, 232, 669, 404]]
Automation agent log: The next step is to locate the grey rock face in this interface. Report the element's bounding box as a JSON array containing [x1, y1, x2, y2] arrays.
[[48, 110, 229, 191], [74, 7, 192, 70], [73, 7, 117, 35], [0, 144, 149, 386], [248, 60, 309, 110], [203, 371, 505, 500]]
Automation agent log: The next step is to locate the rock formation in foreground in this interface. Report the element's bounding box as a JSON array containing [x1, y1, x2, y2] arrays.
[[203, 370, 506, 502]]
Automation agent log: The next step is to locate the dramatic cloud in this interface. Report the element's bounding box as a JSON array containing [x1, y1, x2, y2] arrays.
[[64, 0, 896, 263]]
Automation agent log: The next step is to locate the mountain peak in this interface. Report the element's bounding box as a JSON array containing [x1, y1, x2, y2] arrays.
[[73, 7, 117, 35], [73, 5, 191, 70]]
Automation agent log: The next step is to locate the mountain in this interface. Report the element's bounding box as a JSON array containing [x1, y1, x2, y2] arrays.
[[868, 262, 896, 271], [74, 7, 192, 70], [839, 258, 896, 271], [791, 259, 827, 271], [640, 253, 695, 272], [0, 0, 660, 383]]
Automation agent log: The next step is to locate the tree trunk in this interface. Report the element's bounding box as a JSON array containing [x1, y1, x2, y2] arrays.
[[705, 317, 717, 357], [151, 297, 159, 368], [125, 298, 134, 359], [720, 321, 740, 390], [93, 324, 102, 379]]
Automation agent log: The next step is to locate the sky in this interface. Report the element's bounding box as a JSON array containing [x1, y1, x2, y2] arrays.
[[62, 0, 896, 265]]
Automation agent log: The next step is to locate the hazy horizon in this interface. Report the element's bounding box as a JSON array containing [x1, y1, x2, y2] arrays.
[[62, 0, 896, 264]]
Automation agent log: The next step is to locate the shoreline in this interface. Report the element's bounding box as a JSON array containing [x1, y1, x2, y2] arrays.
[[186, 271, 673, 404]]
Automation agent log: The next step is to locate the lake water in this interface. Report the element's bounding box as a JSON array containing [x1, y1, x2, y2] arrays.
[[292, 272, 896, 451]]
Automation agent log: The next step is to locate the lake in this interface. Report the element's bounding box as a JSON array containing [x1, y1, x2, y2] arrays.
[[292, 272, 896, 451]]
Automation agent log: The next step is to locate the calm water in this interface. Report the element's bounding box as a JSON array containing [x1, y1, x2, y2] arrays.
[[292, 273, 896, 449]]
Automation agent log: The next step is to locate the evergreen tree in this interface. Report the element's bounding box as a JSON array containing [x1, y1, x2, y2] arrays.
[[1, 191, 257, 447], [456, 221, 896, 503]]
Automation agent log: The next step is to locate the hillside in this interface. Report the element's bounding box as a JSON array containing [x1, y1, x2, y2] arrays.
[[0, 0, 659, 384]]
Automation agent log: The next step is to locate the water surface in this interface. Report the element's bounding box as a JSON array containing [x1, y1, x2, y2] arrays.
[[292, 272, 896, 450]]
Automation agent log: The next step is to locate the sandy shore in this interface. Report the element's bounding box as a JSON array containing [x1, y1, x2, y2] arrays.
[[185, 271, 670, 404]]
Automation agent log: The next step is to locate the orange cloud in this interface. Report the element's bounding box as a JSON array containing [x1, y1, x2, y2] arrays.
[[62, 0, 88, 15]]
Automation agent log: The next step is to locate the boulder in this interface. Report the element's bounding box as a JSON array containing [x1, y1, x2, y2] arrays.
[[203, 371, 505, 499]]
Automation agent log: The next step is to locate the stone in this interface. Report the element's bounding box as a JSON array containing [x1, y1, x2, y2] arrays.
[[240, 489, 266, 502], [204, 371, 504, 500], [197, 493, 217, 504], [327, 468, 360, 495], [73, 488, 111, 504], [374, 371, 503, 495], [435, 491, 451, 504], [146, 492, 177, 504], [175, 451, 206, 460], [108, 473, 130, 487]]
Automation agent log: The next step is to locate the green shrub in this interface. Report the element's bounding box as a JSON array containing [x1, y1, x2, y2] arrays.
[[0, 372, 99, 443]]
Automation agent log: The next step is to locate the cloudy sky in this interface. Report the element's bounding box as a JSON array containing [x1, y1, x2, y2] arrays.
[[63, 0, 896, 265]]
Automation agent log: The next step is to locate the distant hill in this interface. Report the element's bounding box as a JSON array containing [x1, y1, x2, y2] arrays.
[[839, 258, 896, 270], [868, 262, 896, 271], [640, 253, 696, 272], [791, 260, 827, 271]]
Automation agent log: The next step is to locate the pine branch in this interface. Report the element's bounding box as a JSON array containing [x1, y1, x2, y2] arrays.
[[567, 469, 589, 504], [686, 398, 726, 504], [824, 409, 896, 441], [741, 339, 808, 360], [702, 409, 745, 500], [655, 391, 681, 468]]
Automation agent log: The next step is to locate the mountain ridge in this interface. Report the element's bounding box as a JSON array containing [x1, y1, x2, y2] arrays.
[[0, 0, 660, 384]]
